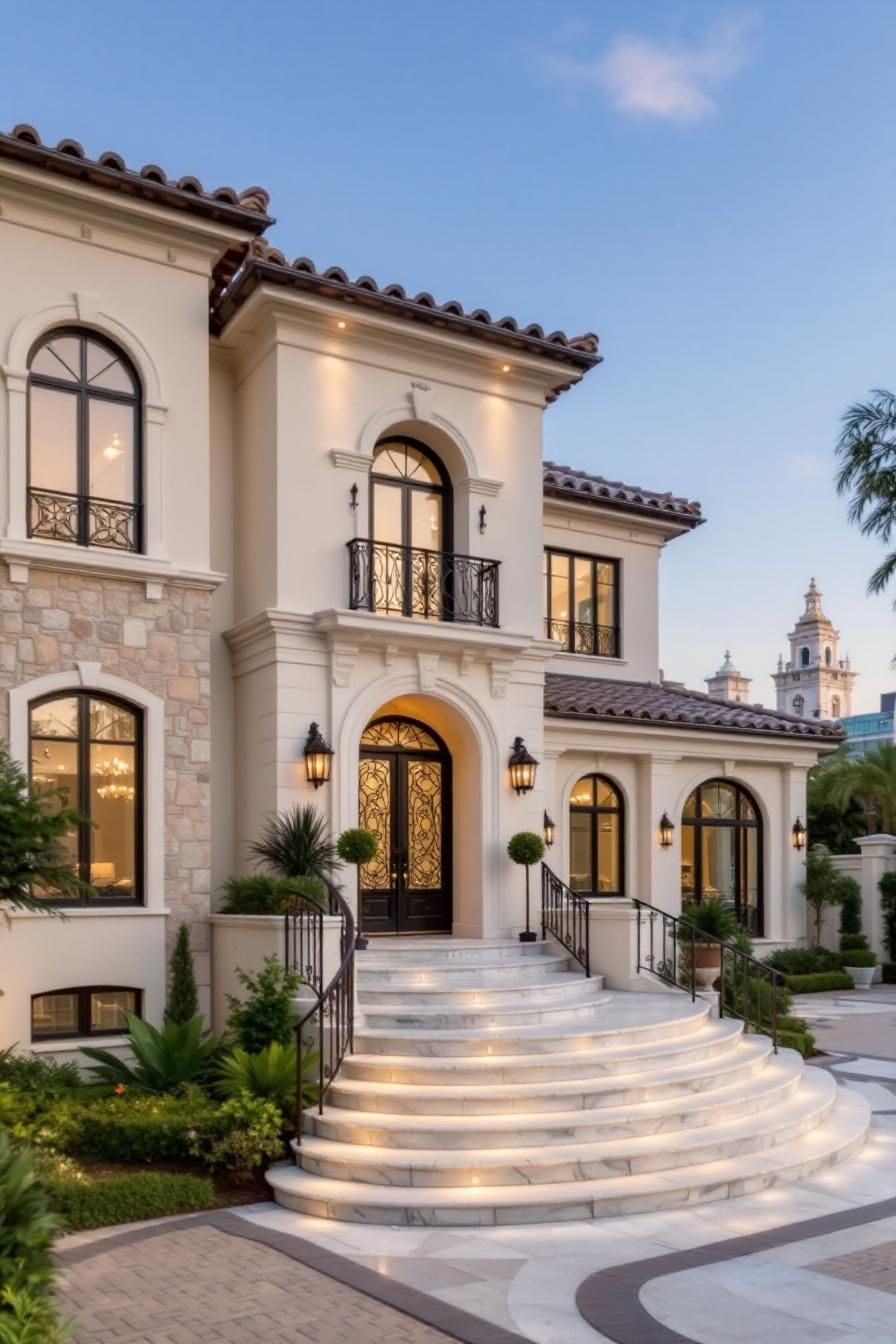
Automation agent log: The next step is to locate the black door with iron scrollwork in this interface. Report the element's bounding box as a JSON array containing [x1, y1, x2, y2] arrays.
[[358, 717, 451, 934]]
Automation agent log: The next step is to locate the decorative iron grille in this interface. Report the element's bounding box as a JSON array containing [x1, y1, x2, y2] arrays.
[[28, 488, 141, 552], [348, 539, 499, 627]]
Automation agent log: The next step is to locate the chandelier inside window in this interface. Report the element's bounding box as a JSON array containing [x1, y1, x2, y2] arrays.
[[94, 756, 135, 801]]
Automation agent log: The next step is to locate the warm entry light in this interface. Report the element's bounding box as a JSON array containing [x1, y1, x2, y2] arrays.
[[103, 432, 123, 461], [792, 817, 807, 851], [501, 364, 511, 373], [509, 737, 538, 795], [658, 812, 675, 848], [543, 811, 556, 847], [304, 722, 334, 788], [337, 320, 347, 330]]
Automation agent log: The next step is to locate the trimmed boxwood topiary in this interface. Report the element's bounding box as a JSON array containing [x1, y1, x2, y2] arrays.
[[839, 949, 877, 968], [782, 971, 855, 994], [507, 833, 545, 942], [839, 932, 870, 953], [336, 828, 379, 867]]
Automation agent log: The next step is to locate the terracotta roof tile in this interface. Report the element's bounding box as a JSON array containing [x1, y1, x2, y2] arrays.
[[0, 124, 273, 233], [544, 673, 842, 740], [211, 240, 602, 380], [543, 461, 703, 526]]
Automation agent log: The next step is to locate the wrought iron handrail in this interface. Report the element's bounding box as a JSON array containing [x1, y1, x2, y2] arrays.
[[632, 898, 781, 1052], [285, 876, 356, 1146], [347, 537, 500, 627], [28, 485, 142, 552], [541, 863, 591, 975]]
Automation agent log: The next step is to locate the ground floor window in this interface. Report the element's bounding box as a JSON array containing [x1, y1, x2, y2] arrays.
[[681, 780, 763, 935], [569, 774, 624, 895], [31, 987, 141, 1041]]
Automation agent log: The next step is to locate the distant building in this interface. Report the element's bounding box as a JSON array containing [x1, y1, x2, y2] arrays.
[[705, 651, 752, 703], [772, 579, 857, 720], [840, 693, 896, 756]]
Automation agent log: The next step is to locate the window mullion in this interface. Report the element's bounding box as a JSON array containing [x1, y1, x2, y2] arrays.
[[78, 694, 91, 903]]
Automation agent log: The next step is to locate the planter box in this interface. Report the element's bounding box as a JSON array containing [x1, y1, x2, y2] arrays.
[[210, 913, 345, 1036]]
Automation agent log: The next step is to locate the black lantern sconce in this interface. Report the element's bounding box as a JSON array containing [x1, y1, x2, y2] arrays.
[[543, 810, 556, 847], [509, 737, 539, 795], [304, 723, 334, 789], [349, 483, 359, 513], [479, 505, 487, 534], [658, 812, 675, 848], [792, 817, 807, 851]]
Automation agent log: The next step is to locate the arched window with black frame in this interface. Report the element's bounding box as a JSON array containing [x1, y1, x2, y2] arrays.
[[681, 779, 763, 935], [568, 774, 624, 895], [366, 436, 453, 619], [28, 691, 142, 905], [27, 328, 142, 551]]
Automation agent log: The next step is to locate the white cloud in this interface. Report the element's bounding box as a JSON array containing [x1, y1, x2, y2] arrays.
[[545, 16, 757, 124]]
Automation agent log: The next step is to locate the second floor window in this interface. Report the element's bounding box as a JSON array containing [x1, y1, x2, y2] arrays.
[[28, 329, 142, 552], [544, 549, 619, 657]]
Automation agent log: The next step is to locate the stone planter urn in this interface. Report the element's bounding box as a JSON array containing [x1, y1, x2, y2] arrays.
[[844, 963, 875, 989], [692, 943, 722, 989]]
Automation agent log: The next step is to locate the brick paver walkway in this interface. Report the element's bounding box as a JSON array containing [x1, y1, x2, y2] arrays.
[[57, 1221, 463, 1344]]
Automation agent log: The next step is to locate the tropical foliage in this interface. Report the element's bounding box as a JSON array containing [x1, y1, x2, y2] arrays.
[[81, 1014, 223, 1094], [248, 804, 338, 879], [0, 1132, 70, 1341], [881, 871, 896, 962], [679, 897, 739, 943], [0, 741, 89, 911], [226, 957, 302, 1054], [811, 743, 896, 838], [215, 1040, 318, 1112], [807, 745, 863, 854], [218, 874, 327, 915], [836, 388, 896, 605]]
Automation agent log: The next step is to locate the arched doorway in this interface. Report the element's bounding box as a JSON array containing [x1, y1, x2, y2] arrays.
[[358, 716, 452, 934]]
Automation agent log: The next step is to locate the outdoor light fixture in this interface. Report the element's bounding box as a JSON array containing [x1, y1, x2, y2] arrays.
[[479, 504, 487, 533], [543, 811, 556, 847], [658, 812, 675, 848], [304, 723, 334, 789], [509, 737, 538, 795], [792, 817, 807, 851], [349, 483, 359, 513]]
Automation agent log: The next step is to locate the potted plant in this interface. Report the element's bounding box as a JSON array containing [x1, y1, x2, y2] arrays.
[[506, 832, 545, 942], [841, 946, 877, 988], [679, 898, 738, 988], [336, 828, 380, 950]]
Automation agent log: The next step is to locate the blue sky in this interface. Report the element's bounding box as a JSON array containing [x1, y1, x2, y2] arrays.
[[3, 1, 894, 708]]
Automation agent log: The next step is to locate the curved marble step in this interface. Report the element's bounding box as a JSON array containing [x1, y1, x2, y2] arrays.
[[328, 1027, 752, 1116], [357, 975, 605, 1008], [297, 1064, 832, 1187], [360, 988, 614, 1031], [310, 1044, 797, 1149], [267, 1086, 870, 1225], [359, 943, 571, 970]]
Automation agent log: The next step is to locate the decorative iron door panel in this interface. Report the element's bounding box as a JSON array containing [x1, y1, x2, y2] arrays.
[[358, 717, 451, 935]]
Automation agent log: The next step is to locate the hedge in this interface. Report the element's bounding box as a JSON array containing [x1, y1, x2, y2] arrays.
[[883, 963, 896, 984], [45, 1093, 217, 1164], [48, 1171, 214, 1230], [782, 972, 855, 994], [776, 1014, 816, 1057]]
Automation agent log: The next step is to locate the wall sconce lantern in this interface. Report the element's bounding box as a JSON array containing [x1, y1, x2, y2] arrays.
[[479, 505, 487, 534], [792, 817, 807, 851], [543, 811, 556, 847], [658, 812, 675, 848], [509, 737, 539, 795], [349, 483, 359, 513], [304, 723, 334, 789]]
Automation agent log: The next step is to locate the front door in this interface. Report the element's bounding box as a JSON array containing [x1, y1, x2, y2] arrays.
[[358, 717, 451, 934]]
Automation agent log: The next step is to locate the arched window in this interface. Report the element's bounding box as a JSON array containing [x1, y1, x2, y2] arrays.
[[28, 328, 142, 551], [792, 694, 804, 717], [831, 695, 841, 719], [681, 780, 763, 935], [31, 986, 142, 1042], [29, 692, 142, 905], [569, 774, 624, 895], [800, 647, 810, 668], [366, 436, 455, 619], [825, 646, 832, 667]]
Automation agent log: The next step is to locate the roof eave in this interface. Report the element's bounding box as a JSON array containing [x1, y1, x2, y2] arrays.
[[543, 706, 842, 744], [542, 485, 705, 531]]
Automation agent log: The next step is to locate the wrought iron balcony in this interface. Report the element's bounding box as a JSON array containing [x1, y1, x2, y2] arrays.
[[348, 538, 500, 627], [28, 488, 142, 553], [545, 618, 619, 658]]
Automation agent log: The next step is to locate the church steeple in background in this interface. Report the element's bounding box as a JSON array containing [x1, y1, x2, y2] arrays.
[[771, 579, 856, 720]]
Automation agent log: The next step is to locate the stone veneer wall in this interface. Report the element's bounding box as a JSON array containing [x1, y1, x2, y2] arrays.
[[0, 567, 212, 990]]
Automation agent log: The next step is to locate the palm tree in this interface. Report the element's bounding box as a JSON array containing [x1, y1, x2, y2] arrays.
[[836, 389, 896, 601], [816, 742, 896, 836]]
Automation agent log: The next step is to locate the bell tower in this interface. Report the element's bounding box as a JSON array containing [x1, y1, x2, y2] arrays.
[[705, 651, 752, 703], [772, 579, 856, 720]]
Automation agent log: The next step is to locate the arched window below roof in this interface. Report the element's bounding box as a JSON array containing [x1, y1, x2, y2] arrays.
[[681, 779, 763, 936], [568, 774, 624, 895]]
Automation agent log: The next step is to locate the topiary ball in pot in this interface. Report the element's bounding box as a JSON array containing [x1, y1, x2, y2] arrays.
[[337, 828, 379, 950], [507, 832, 545, 942]]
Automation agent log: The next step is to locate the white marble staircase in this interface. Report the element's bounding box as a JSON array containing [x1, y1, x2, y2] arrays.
[[267, 938, 869, 1225]]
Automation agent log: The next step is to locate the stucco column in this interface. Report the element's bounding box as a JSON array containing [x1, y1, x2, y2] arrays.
[[856, 834, 896, 959], [638, 752, 681, 914], [777, 765, 809, 944]]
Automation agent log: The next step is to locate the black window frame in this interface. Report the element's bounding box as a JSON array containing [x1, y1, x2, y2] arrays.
[[27, 326, 144, 553], [28, 690, 144, 907], [31, 986, 142, 1042], [543, 547, 620, 658], [681, 780, 764, 936], [569, 773, 625, 896]]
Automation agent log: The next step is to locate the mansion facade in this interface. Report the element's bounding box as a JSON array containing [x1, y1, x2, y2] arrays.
[[0, 124, 839, 1057]]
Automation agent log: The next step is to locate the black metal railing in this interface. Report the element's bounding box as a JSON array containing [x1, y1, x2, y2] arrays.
[[541, 864, 591, 975], [633, 899, 781, 1051], [545, 618, 619, 658], [28, 487, 142, 552], [285, 876, 355, 1147], [348, 538, 500, 627]]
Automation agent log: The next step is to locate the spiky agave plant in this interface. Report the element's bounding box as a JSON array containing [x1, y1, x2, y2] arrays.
[[248, 804, 338, 880]]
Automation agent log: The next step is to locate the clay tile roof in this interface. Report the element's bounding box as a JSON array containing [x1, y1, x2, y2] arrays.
[[543, 461, 704, 527], [211, 239, 602, 381], [0, 124, 273, 234], [543, 673, 843, 741]]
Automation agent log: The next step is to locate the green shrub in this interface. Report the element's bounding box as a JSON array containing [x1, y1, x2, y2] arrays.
[[249, 804, 338, 878], [839, 878, 863, 937], [43, 1091, 217, 1164], [47, 1170, 214, 1231], [782, 972, 855, 994], [0, 1133, 60, 1301], [0, 1050, 79, 1095], [226, 957, 302, 1054], [190, 1093, 283, 1177], [165, 923, 199, 1026], [763, 946, 842, 975], [82, 1014, 223, 1094], [0, 1286, 74, 1343], [0, 740, 90, 909], [778, 1024, 817, 1057], [215, 1041, 318, 1113], [506, 832, 545, 866], [721, 964, 791, 1031], [882, 962, 896, 983], [880, 873, 896, 962], [218, 874, 328, 915], [839, 949, 877, 968], [336, 828, 379, 867], [679, 897, 738, 943], [839, 932, 870, 952]]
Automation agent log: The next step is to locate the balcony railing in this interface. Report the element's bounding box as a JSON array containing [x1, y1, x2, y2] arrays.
[[348, 538, 500, 627], [28, 488, 142, 552], [545, 618, 619, 658]]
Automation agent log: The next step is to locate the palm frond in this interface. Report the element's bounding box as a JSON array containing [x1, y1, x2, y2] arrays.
[[248, 804, 338, 878]]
